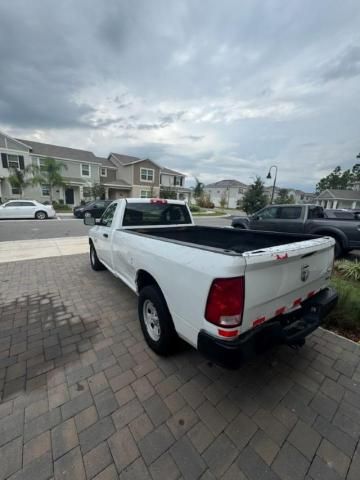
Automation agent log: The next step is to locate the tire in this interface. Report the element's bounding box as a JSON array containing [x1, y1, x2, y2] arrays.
[[90, 243, 105, 271], [233, 224, 245, 229], [138, 285, 178, 355], [35, 210, 47, 220], [333, 238, 343, 259]]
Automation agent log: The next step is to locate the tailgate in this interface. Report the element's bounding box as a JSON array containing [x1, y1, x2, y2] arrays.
[[241, 236, 335, 332]]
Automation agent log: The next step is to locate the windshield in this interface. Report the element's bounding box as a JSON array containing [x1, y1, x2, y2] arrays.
[[123, 203, 192, 226]]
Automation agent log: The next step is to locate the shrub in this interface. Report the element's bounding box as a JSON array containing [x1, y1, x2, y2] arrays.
[[189, 205, 200, 212], [324, 276, 360, 333], [335, 260, 360, 282], [197, 195, 214, 209]]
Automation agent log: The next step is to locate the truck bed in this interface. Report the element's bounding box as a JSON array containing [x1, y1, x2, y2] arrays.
[[129, 226, 319, 254]]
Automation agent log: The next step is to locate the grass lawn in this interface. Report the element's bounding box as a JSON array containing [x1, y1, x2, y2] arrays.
[[191, 210, 226, 217], [323, 274, 360, 342]]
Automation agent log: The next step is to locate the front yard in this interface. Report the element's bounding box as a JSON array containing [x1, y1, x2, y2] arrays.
[[323, 260, 360, 343]]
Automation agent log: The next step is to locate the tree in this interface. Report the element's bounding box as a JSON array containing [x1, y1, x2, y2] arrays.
[[160, 187, 177, 199], [30, 157, 67, 203], [316, 163, 360, 193], [276, 188, 295, 204], [241, 176, 267, 214], [219, 191, 227, 208], [8, 167, 31, 198], [193, 178, 204, 198], [91, 183, 105, 200]]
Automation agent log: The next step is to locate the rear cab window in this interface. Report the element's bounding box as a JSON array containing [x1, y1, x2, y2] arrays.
[[123, 202, 192, 226]]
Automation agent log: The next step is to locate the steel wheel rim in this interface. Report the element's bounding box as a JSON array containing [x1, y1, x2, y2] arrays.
[[37, 212, 46, 220], [91, 248, 96, 265], [84, 212, 92, 217], [143, 299, 161, 341]]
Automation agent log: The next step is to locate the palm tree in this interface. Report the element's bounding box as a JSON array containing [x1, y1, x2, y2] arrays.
[[31, 157, 67, 203], [194, 177, 204, 198], [8, 167, 31, 198]]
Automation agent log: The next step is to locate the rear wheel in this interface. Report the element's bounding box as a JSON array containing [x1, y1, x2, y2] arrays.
[[333, 238, 343, 259], [138, 285, 178, 355], [35, 210, 47, 220], [90, 243, 105, 271]]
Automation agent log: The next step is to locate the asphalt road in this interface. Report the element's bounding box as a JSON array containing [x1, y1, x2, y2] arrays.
[[0, 215, 232, 242]]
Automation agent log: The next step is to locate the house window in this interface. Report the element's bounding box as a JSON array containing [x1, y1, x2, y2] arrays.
[[100, 167, 107, 177], [39, 158, 47, 171], [140, 168, 154, 182], [81, 164, 90, 177], [41, 184, 50, 196], [8, 155, 20, 169], [140, 190, 152, 198], [11, 187, 21, 195], [174, 176, 182, 186]]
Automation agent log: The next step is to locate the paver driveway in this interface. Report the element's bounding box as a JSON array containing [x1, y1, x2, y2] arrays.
[[0, 254, 359, 480]]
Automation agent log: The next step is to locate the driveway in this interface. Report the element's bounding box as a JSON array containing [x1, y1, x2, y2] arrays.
[[0, 254, 359, 479]]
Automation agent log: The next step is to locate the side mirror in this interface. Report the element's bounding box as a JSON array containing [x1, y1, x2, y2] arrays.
[[84, 216, 96, 226]]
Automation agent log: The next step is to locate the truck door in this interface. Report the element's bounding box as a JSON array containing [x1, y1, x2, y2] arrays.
[[94, 202, 118, 267], [249, 206, 280, 231], [270, 206, 304, 233]]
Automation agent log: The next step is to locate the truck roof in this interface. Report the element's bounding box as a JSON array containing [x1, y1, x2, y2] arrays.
[[268, 204, 318, 208], [124, 198, 187, 205]]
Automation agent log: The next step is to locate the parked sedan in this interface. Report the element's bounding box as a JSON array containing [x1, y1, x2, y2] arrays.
[[73, 200, 112, 218], [0, 200, 56, 219]]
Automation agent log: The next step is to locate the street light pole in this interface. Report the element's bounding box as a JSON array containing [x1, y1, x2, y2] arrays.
[[266, 165, 278, 204]]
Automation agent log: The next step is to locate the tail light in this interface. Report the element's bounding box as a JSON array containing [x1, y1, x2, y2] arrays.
[[205, 277, 245, 327]]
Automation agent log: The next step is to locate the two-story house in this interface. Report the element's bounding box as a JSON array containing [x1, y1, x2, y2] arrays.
[[205, 179, 248, 208], [0, 130, 190, 204], [0, 131, 102, 205], [160, 167, 192, 201]]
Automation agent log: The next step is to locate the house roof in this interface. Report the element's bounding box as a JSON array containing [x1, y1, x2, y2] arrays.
[[95, 156, 117, 168], [101, 179, 132, 189], [317, 189, 360, 200], [17, 138, 99, 164], [109, 152, 142, 165], [206, 179, 248, 188], [161, 167, 185, 176]]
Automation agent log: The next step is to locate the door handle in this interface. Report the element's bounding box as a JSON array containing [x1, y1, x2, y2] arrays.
[[103, 233, 108, 238]]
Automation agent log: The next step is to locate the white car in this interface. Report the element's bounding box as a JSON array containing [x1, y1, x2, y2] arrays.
[[85, 198, 337, 368], [0, 200, 56, 220]]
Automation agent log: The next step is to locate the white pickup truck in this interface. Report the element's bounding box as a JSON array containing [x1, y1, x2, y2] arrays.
[[85, 198, 338, 368]]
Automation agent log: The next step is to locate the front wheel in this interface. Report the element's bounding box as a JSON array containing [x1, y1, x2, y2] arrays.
[[90, 243, 105, 271], [35, 210, 47, 220], [138, 285, 178, 355]]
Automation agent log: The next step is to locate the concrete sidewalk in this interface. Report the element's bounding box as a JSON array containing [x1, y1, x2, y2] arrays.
[[0, 236, 88, 263]]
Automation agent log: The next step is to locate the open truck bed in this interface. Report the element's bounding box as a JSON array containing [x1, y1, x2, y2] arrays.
[[128, 225, 320, 254]]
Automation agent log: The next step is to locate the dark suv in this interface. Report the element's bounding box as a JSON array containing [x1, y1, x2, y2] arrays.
[[73, 200, 112, 218]]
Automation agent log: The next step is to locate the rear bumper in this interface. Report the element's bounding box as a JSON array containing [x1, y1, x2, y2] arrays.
[[197, 287, 338, 369]]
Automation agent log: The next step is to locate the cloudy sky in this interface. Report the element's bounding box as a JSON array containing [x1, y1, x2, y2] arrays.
[[1, 0, 360, 191]]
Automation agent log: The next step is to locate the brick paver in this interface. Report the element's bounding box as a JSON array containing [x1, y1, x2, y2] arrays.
[[0, 254, 359, 479]]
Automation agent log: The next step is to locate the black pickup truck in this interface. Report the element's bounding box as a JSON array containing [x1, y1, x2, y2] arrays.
[[232, 204, 360, 257]]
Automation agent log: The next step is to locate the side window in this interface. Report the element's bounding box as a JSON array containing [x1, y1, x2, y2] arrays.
[[278, 207, 302, 219], [20, 202, 35, 207], [257, 207, 279, 220], [100, 203, 116, 227], [6, 201, 21, 207], [308, 207, 324, 219]]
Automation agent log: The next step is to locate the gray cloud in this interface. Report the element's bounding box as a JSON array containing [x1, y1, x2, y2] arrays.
[[321, 45, 360, 81], [0, 0, 360, 190]]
